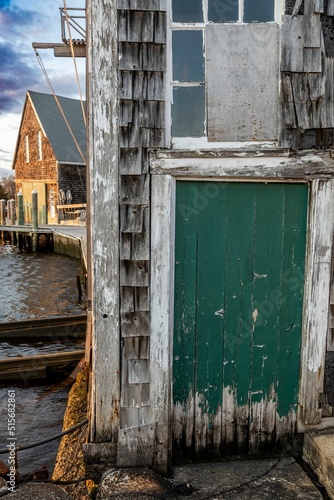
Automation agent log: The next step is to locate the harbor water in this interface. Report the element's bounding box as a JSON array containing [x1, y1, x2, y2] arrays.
[[0, 239, 85, 474]]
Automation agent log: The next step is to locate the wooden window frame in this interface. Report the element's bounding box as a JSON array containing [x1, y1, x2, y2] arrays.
[[37, 131, 43, 161], [24, 135, 29, 163], [168, 0, 284, 148], [150, 151, 334, 471]]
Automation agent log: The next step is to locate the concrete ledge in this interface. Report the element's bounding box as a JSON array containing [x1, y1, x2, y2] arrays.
[[303, 430, 334, 499]]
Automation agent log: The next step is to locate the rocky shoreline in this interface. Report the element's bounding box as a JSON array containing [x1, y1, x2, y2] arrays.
[[52, 365, 92, 499]]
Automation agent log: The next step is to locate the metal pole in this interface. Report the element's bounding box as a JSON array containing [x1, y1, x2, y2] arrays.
[[17, 191, 24, 226]]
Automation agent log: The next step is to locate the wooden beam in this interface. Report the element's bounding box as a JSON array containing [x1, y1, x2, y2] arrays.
[[32, 42, 86, 58], [87, 0, 120, 443], [150, 154, 334, 179], [0, 351, 85, 381], [54, 46, 86, 57], [150, 174, 175, 475]]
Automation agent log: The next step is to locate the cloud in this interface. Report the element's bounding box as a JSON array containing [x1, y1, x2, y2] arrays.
[[0, 43, 41, 113], [0, 2, 37, 34], [0, 0, 60, 114]]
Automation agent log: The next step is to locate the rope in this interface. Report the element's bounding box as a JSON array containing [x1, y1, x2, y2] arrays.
[[62, 0, 86, 126], [0, 418, 88, 455], [33, 49, 86, 164]]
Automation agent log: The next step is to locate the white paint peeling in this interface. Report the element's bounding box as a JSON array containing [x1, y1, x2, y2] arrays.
[[150, 153, 331, 177], [95, 240, 104, 257], [215, 309, 225, 317], [254, 273, 268, 279], [252, 309, 259, 323], [173, 386, 297, 455], [171, 137, 277, 150]]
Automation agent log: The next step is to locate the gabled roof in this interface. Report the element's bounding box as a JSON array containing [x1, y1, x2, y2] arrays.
[[14, 90, 86, 166]]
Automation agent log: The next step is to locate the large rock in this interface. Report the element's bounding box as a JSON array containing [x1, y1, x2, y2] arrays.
[[8, 482, 70, 499], [97, 467, 176, 499]]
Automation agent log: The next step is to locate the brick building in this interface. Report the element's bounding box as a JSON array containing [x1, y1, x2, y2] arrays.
[[12, 90, 86, 224]]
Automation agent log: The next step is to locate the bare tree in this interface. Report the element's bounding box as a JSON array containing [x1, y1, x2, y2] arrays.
[[1, 174, 16, 200]]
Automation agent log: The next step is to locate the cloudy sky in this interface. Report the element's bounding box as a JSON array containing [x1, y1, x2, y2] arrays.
[[0, 0, 86, 175]]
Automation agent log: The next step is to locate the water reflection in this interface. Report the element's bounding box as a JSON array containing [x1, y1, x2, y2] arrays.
[[0, 241, 84, 321], [0, 383, 69, 474]]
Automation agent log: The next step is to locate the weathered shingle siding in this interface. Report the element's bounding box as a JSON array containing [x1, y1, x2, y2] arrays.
[[59, 164, 86, 204], [14, 99, 57, 182], [118, 2, 166, 434], [281, 0, 334, 149]]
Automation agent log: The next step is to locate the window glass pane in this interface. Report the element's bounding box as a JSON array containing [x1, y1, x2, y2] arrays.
[[208, 0, 238, 22], [172, 86, 205, 137], [173, 31, 204, 82], [172, 0, 203, 22], [244, 0, 274, 22]]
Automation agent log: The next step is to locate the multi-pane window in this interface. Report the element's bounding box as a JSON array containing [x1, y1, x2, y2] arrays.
[[171, 0, 276, 138], [37, 131, 42, 160], [24, 135, 29, 162], [172, 0, 274, 24]]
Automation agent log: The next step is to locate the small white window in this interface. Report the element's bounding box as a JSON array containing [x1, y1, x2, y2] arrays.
[[38, 131, 42, 160], [24, 135, 29, 163]]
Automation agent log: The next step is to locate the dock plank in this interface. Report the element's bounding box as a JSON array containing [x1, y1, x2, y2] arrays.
[[0, 350, 85, 381]]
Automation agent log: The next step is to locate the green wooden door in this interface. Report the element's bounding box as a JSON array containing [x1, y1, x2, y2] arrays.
[[173, 181, 308, 458]]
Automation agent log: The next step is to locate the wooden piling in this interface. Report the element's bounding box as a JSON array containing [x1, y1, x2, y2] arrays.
[[31, 190, 38, 231], [0, 200, 6, 225], [17, 191, 24, 226], [9, 199, 15, 225]]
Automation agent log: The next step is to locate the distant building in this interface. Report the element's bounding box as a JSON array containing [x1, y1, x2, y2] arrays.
[[12, 90, 86, 224]]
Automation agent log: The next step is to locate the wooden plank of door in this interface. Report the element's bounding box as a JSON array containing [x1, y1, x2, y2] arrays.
[[248, 184, 285, 453], [195, 181, 225, 456], [173, 181, 198, 455], [276, 184, 308, 436], [228, 183, 256, 452]]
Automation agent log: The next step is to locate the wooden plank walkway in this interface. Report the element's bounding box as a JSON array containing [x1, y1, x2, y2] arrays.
[[0, 350, 85, 381], [0, 315, 86, 340], [0, 225, 53, 234], [0, 224, 87, 270]]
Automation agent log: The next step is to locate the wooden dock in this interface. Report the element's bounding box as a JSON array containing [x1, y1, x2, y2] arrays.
[[0, 224, 87, 269], [0, 350, 85, 381], [0, 315, 86, 340], [0, 315, 86, 381]]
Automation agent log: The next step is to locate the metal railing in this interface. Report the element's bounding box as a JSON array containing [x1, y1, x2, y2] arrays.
[[60, 7, 86, 43]]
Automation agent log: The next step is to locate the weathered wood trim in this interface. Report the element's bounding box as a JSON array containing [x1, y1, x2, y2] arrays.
[[150, 153, 334, 179], [152, 149, 290, 159], [328, 0, 334, 16], [117, 423, 155, 467], [150, 174, 175, 474], [150, 159, 334, 470], [299, 179, 334, 426], [298, 416, 334, 432], [88, 0, 120, 442]]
